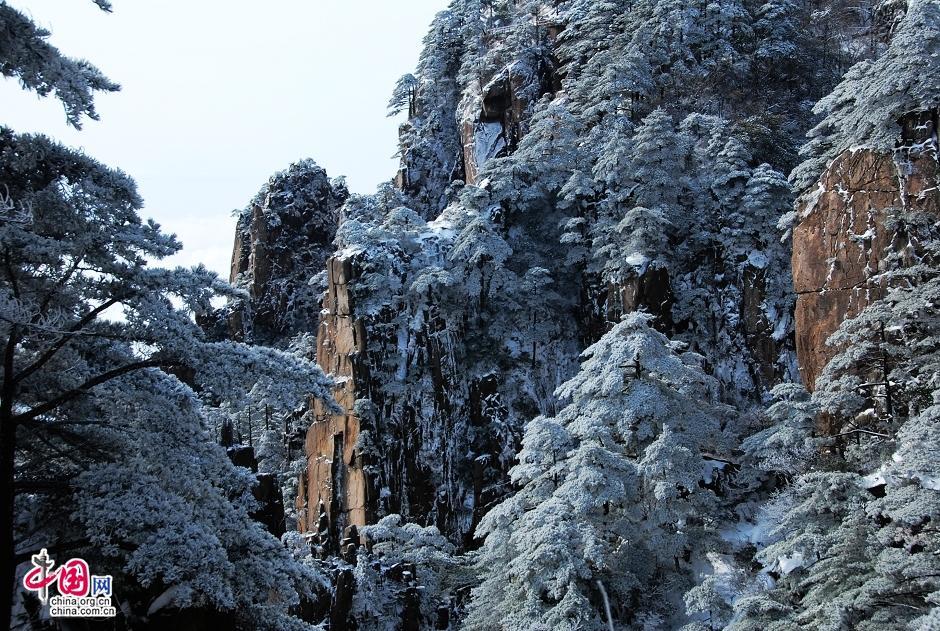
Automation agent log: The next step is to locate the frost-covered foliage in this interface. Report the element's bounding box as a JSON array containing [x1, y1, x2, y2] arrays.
[[392, 4, 466, 216], [733, 187, 940, 629], [477, 26, 803, 399], [0, 1, 119, 127], [328, 192, 547, 539], [387, 73, 418, 118], [741, 382, 820, 478], [10, 0, 922, 628], [247, 0, 939, 627], [668, 116, 798, 397], [466, 314, 741, 629], [792, 0, 940, 191], [351, 515, 469, 630], [326, 90, 597, 540], [729, 443, 940, 630], [0, 124, 335, 628], [726, 5, 940, 627], [299, 0, 883, 608], [145, 0, 934, 627], [330, 0, 922, 626], [366, 1, 873, 479], [68, 372, 329, 629]]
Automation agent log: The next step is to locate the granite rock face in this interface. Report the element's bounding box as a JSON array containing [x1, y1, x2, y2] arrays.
[[293, 235, 531, 551], [792, 117, 940, 391], [457, 23, 562, 187], [297, 256, 370, 544], [295, 23, 570, 548]]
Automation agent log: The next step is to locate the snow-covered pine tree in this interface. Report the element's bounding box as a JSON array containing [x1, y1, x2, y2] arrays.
[[736, 218, 940, 628], [388, 73, 419, 119], [0, 1, 119, 128], [729, 445, 940, 629], [451, 96, 586, 403], [352, 515, 469, 630], [466, 313, 738, 630], [0, 124, 338, 628], [625, 108, 682, 220], [791, 0, 940, 192]]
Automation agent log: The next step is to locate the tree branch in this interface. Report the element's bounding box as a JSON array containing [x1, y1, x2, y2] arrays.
[[833, 428, 892, 439], [34, 254, 85, 319], [20, 422, 107, 465], [12, 358, 172, 424], [13, 293, 130, 386], [3, 249, 20, 300]]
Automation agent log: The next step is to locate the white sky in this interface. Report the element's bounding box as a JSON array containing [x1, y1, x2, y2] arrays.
[[2, 0, 446, 277]]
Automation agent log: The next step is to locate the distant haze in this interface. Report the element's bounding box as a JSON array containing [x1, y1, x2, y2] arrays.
[[1, 0, 446, 276]]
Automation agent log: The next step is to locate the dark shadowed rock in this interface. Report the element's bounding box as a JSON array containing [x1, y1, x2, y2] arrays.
[[228, 160, 348, 343]]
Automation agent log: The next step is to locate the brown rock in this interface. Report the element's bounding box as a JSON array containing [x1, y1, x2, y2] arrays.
[[792, 145, 939, 390], [299, 253, 371, 547], [461, 117, 483, 187], [615, 265, 673, 328], [742, 266, 778, 388]]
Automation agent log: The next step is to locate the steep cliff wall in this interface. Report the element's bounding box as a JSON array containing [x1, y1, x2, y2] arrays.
[[297, 257, 370, 543], [296, 12, 805, 550], [295, 16, 573, 550], [793, 115, 940, 390], [296, 237, 513, 549], [271, 0, 852, 560], [213, 0, 940, 627]]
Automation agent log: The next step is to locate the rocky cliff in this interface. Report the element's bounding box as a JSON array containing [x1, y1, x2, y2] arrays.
[[295, 234, 521, 550], [793, 111, 940, 391], [213, 0, 940, 627], [297, 256, 370, 543], [220, 0, 916, 565], [228, 160, 347, 343], [457, 18, 562, 187], [291, 120, 940, 553], [260, 29, 801, 554], [293, 17, 572, 550]]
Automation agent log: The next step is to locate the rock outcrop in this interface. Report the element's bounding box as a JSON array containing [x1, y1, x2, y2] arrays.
[[457, 20, 562, 187], [295, 236, 523, 550], [229, 160, 347, 343], [741, 265, 779, 389], [299, 23, 569, 545], [792, 114, 940, 391], [615, 266, 674, 329]]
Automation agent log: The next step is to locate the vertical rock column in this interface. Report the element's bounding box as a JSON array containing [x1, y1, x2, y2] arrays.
[[297, 255, 370, 547]]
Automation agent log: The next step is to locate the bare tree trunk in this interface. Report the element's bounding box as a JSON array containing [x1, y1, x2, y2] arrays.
[[0, 415, 15, 629], [1, 328, 19, 629]]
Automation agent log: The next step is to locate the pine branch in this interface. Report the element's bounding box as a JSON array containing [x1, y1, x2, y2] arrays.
[[13, 293, 131, 386], [833, 428, 892, 439], [12, 358, 173, 424]]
